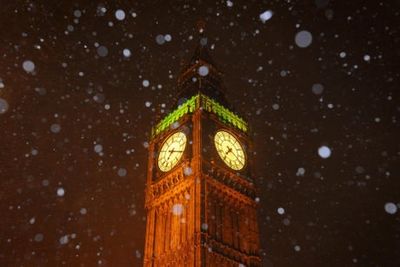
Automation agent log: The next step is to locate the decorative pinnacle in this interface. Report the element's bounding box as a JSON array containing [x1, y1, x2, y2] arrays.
[[197, 19, 206, 34]]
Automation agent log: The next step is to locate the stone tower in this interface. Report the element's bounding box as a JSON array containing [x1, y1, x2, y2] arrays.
[[143, 28, 261, 267]]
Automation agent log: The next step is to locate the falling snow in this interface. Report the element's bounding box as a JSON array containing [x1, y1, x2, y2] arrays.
[[123, 48, 131, 58], [295, 31, 313, 48], [318, 146, 332, 159], [94, 144, 103, 153], [142, 80, 150, 87], [0, 1, 398, 266], [50, 123, 61, 133], [384, 203, 397, 215], [56, 187, 65, 197], [198, 65, 209, 76], [118, 167, 128, 177], [59, 235, 69, 245], [172, 204, 184, 216], [277, 207, 285, 215], [97, 46, 109, 57], [312, 83, 324, 95], [0, 98, 9, 114], [183, 166, 193, 176], [34, 233, 44, 242], [115, 9, 126, 21], [155, 34, 165, 45], [259, 10, 273, 23], [22, 60, 35, 73]]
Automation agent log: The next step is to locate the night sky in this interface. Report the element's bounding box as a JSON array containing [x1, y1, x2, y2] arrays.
[[1, 1, 399, 266]]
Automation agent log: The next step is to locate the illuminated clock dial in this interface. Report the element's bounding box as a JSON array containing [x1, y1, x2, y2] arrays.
[[158, 132, 187, 172], [214, 130, 246, 170]]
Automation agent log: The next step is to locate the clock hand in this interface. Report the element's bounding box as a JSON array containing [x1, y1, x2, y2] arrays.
[[230, 150, 243, 163], [222, 146, 232, 160], [167, 147, 185, 160], [225, 146, 233, 155], [231, 151, 239, 160], [225, 146, 243, 163], [167, 148, 175, 160]]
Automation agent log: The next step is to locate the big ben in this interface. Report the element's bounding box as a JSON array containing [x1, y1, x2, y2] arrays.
[[143, 26, 262, 267]]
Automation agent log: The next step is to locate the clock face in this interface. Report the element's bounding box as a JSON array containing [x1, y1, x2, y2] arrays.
[[158, 132, 187, 172], [214, 130, 246, 170]]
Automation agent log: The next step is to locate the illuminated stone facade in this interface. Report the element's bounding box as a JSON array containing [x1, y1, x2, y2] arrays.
[[143, 37, 261, 267]]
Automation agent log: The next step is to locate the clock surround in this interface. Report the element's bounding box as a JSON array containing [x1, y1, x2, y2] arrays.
[[214, 130, 246, 170], [157, 131, 187, 172]]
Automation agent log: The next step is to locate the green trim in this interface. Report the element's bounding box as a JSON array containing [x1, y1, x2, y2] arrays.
[[200, 94, 248, 133], [151, 94, 248, 138]]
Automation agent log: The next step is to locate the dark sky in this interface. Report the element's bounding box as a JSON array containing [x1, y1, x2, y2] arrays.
[[0, 0, 399, 266]]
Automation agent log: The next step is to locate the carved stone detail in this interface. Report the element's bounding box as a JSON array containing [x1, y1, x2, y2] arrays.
[[144, 43, 261, 267]]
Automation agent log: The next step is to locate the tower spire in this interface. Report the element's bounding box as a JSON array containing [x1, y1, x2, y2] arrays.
[[176, 22, 229, 107], [186, 20, 216, 68], [197, 19, 206, 34]]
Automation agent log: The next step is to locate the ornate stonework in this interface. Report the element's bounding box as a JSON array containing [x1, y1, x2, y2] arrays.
[[143, 36, 261, 267]]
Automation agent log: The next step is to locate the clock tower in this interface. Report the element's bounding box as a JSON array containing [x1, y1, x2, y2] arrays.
[[143, 27, 262, 267]]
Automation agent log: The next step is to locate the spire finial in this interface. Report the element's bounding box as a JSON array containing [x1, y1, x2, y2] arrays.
[[197, 19, 206, 34], [196, 20, 208, 46]]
